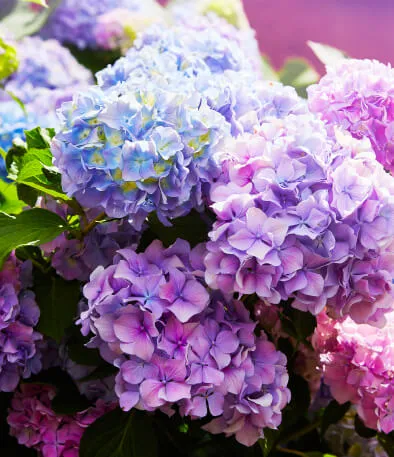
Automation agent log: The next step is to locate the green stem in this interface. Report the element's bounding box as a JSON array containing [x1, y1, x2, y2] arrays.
[[284, 419, 321, 443], [81, 212, 106, 236], [277, 447, 306, 456]]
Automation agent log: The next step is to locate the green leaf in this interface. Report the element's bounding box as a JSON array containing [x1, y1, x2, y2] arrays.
[[378, 433, 394, 457], [34, 270, 80, 343], [280, 306, 317, 343], [25, 127, 55, 150], [0, 38, 18, 81], [307, 41, 347, 67], [259, 429, 279, 457], [305, 453, 336, 457], [4, 89, 26, 115], [6, 127, 72, 203], [0, 0, 61, 39], [354, 414, 376, 439], [321, 400, 351, 436], [0, 180, 24, 214], [279, 58, 319, 97], [0, 208, 67, 267], [67, 45, 121, 75], [66, 326, 104, 367], [80, 408, 158, 457]]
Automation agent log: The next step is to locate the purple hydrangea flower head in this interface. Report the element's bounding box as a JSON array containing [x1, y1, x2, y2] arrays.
[[7, 383, 114, 457], [38, 0, 167, 50], [206, 113, 394, 326], [79, 239, 290, 446], [308, 58, 394, 174], [0, 255, 42, 392], [313, 311, 394, 434]]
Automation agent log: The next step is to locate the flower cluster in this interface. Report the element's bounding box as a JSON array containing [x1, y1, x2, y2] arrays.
[[79, 240, 290, 446], [38, 0, 167, 50], [169, 0, 262, 73], [313, 311, 394, 433], [308, 58, 394, 174], [5, 36, 92, 102], [7, 383, 114, 457], [206, 112, 394, 326], [0, 255, 41, 392], [0, 36, 92, 177]]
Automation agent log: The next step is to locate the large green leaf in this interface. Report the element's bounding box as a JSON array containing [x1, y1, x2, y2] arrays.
[[0, 208, 67, 266], [0, 180, 24, 214], [34, 270, 80, 343], [80, 409, 158, 457], [378, 433, 394, 457]]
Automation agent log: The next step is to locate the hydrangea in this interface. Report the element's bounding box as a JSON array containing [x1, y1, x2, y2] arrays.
[[79, 240, 290, 446], [39, 197, 142, 281], [7, 383, 114, 457], [0, 255, 42, 392], [53, 63, 230, 226], [0, 36, 92, 176], [4, 37, 92, 103], [308, 58, 394, 173], [205, 113, 394, 326], [38, 0, 167, 50], [312, 311, 394, 433], [169, 0, 262, 73], [325, 407, 388, 457]]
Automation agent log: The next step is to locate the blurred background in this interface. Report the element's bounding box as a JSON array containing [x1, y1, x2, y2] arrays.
[[243, 0, 394, 71], [1, 0, 393, 72]]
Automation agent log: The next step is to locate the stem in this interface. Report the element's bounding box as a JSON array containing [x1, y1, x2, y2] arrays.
[[282, 418, 321, 444], [277, 447, 306, 456], [81, 212, 106, 236]]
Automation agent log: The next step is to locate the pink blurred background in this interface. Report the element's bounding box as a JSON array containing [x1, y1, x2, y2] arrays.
[[243, 0, 394, 71]]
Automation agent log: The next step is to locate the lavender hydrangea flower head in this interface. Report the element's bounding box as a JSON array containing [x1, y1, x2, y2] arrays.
[[38, 0, 167, 50], [7, 383, 114, 457], [3, 36, 92, 106], [79, 240, 290, 446], [206, 112, 394, 326], [313, 311, 394, 434], [169, 0, 262, 73], [0, 255, 42, 392], [308, 58, 394, 173]]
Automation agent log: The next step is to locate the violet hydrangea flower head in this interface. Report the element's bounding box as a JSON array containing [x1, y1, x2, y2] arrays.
[[0, 254, 42, 392], [79, 239, 290, 446], [206, 112, 394, 326], [313, 311, 394, 434], [308, 58, 394, 173], [38, 0, 167, 50], [7, 383, 114, 457]]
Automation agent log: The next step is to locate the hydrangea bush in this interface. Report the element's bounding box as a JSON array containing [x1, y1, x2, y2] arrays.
[[1, 1, 394, 457]]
